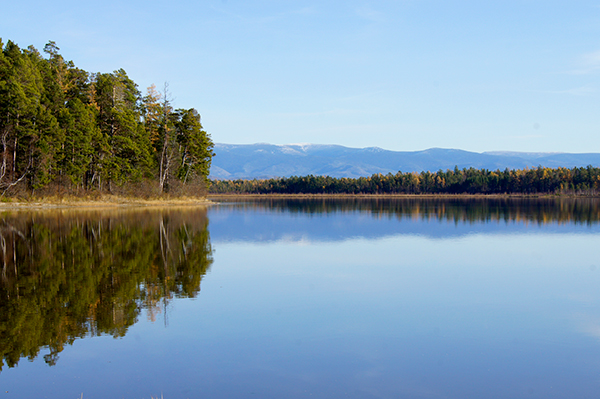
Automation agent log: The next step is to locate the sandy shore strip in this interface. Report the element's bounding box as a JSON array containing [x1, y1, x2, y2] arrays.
[[0, 196, 213, 210]]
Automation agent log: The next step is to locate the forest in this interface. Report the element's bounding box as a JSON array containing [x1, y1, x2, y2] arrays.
[[209, 165, 600, 195], [0, 39, 214, 197]]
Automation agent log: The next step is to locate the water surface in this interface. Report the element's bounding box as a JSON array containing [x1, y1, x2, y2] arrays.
[[1, 198, 600, 398]]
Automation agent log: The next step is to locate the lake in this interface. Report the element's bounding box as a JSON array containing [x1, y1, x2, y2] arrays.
[[1, 197, 600, 398]]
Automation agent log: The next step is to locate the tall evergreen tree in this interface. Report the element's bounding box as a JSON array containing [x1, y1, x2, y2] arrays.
[[92, 70, 152, 191], [0, 41, 45, 192], [23, 45, 64, 190], [60, 99, 98, 187], [174, 108, 214, 185]]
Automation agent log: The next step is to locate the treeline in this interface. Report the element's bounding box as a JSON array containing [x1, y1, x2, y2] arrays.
[[0, 39, 213, 197], [210, 166, 600, 195]]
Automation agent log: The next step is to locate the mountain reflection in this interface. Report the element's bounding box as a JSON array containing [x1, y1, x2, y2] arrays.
[[0, 208, 213, 371]]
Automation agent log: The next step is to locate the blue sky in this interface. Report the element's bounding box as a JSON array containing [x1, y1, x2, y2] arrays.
[[4, 1, 600, 153]]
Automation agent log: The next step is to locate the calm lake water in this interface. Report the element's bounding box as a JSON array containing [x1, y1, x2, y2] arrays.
[[1, 197, 600, 398]]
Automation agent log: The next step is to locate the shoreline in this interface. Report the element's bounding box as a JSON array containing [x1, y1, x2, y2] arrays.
[[0, 195, 213, 210], [0, 192, 596, 209], [208, 193, 600, 199]]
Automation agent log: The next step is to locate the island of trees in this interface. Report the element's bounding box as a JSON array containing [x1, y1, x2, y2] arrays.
[[210, 165, 600, 196], [0, 39, 214, 198]]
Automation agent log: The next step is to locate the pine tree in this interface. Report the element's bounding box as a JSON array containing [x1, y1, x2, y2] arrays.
[[174, 108, 214, 185]]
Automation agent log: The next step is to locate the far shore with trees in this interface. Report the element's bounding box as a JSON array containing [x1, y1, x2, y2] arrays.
[[209, 165, 600, 197]]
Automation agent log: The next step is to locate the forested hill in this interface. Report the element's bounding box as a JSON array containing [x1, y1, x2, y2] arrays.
[[0, 39, 214, 197], [210, 143, 600, 180]]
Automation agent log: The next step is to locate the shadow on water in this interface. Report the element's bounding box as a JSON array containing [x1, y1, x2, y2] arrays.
[[0, 207, 213, 372]]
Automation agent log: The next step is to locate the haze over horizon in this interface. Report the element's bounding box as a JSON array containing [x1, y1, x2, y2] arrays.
[[5, 1, 600, 154], [215, 141, 583, 155]]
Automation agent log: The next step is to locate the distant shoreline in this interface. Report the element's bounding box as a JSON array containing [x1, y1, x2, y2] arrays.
[[208, 193, 600, 199]]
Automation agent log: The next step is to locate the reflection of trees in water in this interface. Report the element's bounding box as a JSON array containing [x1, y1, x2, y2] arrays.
[[220, 197, 600, 225], [0, 208, 213, 371]]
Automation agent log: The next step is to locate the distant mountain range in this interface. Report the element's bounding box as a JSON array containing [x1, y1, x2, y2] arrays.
[[209, 143, 600, 180]]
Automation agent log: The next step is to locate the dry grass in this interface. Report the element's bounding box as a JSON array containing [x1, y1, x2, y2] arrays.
[[0, 194, 212, 210]]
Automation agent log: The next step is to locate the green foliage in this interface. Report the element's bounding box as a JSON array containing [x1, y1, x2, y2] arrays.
[[0, 39, 214, 196], [210, 166, 600, 196], [174, 108, 214, 185], [141, 83, 213, 194]]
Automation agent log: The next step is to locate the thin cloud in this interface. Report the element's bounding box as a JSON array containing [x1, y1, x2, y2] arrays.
[[544, 86, 596, 96], [209, 4, 318, 25], [505, 134, 544, 140], [568, 50, 600, 74], [573, 312, 600, 341], [337, 88, 389, 102], [354, 6, 385, 23], [275, 108, 361, 118]]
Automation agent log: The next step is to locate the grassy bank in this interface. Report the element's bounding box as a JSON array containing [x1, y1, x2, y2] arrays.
[[0, 194, 212, 209]]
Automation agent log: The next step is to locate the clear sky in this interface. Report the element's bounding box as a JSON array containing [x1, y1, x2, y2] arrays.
[[4, 1, 600, 153]]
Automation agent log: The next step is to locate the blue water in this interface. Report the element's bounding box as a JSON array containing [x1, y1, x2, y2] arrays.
[[2, 199, 600, 398]]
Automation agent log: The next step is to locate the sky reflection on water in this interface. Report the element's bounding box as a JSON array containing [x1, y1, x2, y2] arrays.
[[2, 199, 600, 398]]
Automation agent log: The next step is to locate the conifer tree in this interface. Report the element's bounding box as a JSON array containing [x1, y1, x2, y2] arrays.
[[174, 108, 214, 185]]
